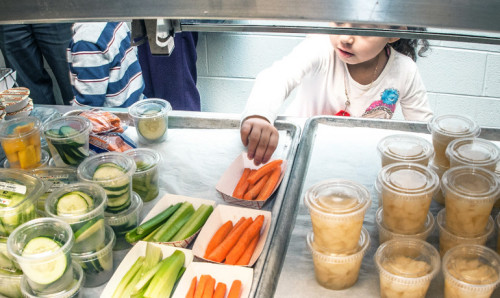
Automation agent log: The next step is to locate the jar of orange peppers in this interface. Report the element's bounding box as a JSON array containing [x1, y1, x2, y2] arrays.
[[0, 116, 42, 169]]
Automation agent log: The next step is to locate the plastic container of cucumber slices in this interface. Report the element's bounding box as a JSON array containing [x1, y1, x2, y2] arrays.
[[128, 98, 172, 144], [105, 191, 142, 251], [45, 183, 107, 253]]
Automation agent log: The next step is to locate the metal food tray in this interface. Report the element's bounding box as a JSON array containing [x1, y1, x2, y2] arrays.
[[64, 109, 301, 297], [273, 116, 500, 297]]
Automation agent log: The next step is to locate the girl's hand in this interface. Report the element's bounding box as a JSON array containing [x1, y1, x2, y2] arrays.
[[240, 116, 279, 166]]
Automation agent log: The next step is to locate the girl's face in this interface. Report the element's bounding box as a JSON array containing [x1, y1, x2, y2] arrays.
[[329, 23, 400, 65]]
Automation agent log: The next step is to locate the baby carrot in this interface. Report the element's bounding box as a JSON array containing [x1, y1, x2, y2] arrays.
[[213, 282, 227, 298], [235, 232, 261, 266], [186, 277, 197, 298], [255, 165, 281, 201], [204, 220, 234, 258], [243, 174, 269, 200], [194, 275, 210, 298], [232, 168, 251, 199], [225, 215, 265, 265], [202, 275, 215, 298], [227, 280, 242, 298], [247, 159, 282, 185], [207, 217, 254, 263]]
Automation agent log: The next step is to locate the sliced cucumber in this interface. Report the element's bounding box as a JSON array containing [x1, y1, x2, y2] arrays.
[[59, 126, 79, 138], [74, 218, 104, 242], [56, 191, 93, 215], [93, 166, 125, 181], [22, 237, 67, 285], [137, 116, 167, 141]]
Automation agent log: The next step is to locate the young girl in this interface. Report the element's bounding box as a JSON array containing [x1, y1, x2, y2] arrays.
[[240, 23, 433, 165]]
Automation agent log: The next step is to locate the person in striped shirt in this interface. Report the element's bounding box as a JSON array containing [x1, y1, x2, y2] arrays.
[[67, 22, 145, 107]]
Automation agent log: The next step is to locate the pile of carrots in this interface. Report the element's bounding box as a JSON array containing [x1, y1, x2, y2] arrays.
[[186, 276, 242, 298], [232, 159, 283, 201], [204, 215, 264, 265]]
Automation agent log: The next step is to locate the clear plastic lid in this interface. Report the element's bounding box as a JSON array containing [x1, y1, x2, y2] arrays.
[[437, 209, 494, 241], [128, 98, 172, 119], [446, 137, 500, 168], [307, 227, 370, 263], [379, 163, 439, 197], [0, 169, 45, 211], [427, 114, 480, 137], [428, 158, 449, 178], [31, 167, 78, 192], [77, 151, 136, 183], [0, 116, 40, 139], [377, 134, 434, 163], [42, 116, 92, 141], [374, 238, 440, 283], [443, 245, 500, 288], [124, 148, 161, 173], [441, 166, 499, 202], [104, 192, 143, 226], [304, 179, 371, 218]]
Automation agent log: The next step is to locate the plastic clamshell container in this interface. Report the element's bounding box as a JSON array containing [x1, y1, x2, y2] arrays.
[[31, 167, 79, 212], [0, 169, 45, 237], [0, 237, 20, 272], [374, 238, 440, 298], [192, 204, 270, 266], [304, 179, 371, 253], [427, 114, 480, 168], [446, 137, 500, 172], [77, 151, 136, 214], [376, 207, 435, 245], [172, 261, 254, 298], [441, 166, 499, 237], [216, 153, 286, 209], [20, 261, 85, 298], [437, 209, 494, 257], [140, 194, 216, 248], [71, 224, 115, 288], [7, 217, 75, 295], [104, 191, 143, 251], [3, 148, 49, 169], [377, 134, 434, 167], [42, 116, 92, 167], [45, 182, 107, 253], [124, 148, 161, 202], [379, 162, 439, 235], [128, 98, 172, 144], [307, 227, 370, 290], [0, 116, 42, 169], [443, 244, 500, 298], [0, 268, 23, 298], [101, 241, 193, 298]]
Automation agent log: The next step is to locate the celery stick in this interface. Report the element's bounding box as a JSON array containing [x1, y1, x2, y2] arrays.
[[151, 202, 194, 242], [132, 262, 162, 294], [143, 225, 161, 241], [171, 204, 214, 241], [125, 228, 143, 244], [122, 268, 143, 297], [137, 203, 181, 235], [143, 243, 163, 269], [157, 211, 193, 242], [144, 250, 185, 298], [112, 256, 144, 298]]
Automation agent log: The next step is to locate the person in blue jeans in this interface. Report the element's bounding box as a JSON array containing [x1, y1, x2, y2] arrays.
[[0, 23, 74, 105]]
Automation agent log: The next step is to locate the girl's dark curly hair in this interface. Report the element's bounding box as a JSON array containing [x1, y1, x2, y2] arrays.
[[390, 27, 429, 61]]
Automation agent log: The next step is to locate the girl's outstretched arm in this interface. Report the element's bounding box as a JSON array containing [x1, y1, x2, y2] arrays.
[[240, 116, 279, 166]]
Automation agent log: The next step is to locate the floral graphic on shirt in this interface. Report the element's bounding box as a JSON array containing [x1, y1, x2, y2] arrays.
[[362, 88, 400, 119]]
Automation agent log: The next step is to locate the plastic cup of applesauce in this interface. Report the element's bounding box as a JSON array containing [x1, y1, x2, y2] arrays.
[[374, 177, 382, 208], [304, 179, 371, 253], [374, 238, 440, 298], [377, 134, 434, 167], [379, 162, 439, 234], [494, 161, 500, 209], [443, 244, 500, 298], [437, 209, 493, 257], [446, 137, 500, 172], [496, 214, 500, 255], [441, 166, 499, 237], [427, 114, 480, 168], [376, 207, 435, 245], [428, 158, 449, 206], [307, 228, 370, 290]]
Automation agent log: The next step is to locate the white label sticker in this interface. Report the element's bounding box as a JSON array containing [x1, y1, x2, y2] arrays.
[[0, 182, 26, 195]]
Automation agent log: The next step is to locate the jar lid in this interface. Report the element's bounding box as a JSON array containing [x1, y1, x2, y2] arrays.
[[379, 163, 439, 195], [428, 114, 480, 137], [441, 166, 499, 200], [377, 134, 433, 162], [446, 138, 500, 166], [128, 98, 172, 119]]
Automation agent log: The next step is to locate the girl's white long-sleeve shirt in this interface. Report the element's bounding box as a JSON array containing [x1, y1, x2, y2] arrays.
[[241, 35, 433, 123]]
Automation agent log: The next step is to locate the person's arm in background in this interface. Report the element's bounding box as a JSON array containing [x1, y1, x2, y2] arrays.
[[241, 35, 330, 165]]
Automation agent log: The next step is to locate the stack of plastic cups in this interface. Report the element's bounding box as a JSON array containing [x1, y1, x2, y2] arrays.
[[7, 218, 84, 296], [439, 166, 499, 256], [45, 183, 115, 288], [377, 163, 439, 245], [496, 214, 500, 255], [442, 244, 500, 298], [376, 134, 434, 207], [376, 207, 435, 244], [124, 148, 161, 202], [77, 152, 142, 250], [304, 179, 371, 290], [374, 238, 440, 297]]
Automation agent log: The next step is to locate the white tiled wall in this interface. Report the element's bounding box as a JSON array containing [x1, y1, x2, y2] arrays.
[[196, 32, 500, 127]]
